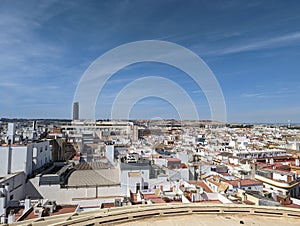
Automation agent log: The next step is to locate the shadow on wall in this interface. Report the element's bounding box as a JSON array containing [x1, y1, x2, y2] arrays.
[[25, 181, 43, 200]]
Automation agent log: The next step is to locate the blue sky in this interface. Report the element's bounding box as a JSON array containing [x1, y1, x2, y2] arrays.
[[0, 0, 300, 123]]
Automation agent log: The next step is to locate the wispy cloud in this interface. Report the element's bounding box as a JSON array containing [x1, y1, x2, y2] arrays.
[[210, 32, 300, 56], [242, 88, 297, 99], [0, 82, 19, 87], [242, 93, 262, 98]]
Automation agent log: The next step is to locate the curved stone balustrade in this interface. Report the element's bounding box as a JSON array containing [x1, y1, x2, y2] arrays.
[[8, 203, 300, 226]]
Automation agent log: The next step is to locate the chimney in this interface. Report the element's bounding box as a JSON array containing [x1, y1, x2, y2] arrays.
[[24, 195, 31, 213], [270, 158, 274, 165], [265, 159, 268, 164], [0, 185, 5, 195], [4, 184, 9, 199], [0, 215, 6, 224], [296, 158, 299, 167], [7, 210, 15, 224], [238, 181, 241, 189], [32, 121, 37, 131], [0, 186, 6, 217]]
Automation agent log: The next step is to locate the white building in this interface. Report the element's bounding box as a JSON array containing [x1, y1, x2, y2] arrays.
[[0, 172, 27, 217], [256, 168, 300, 198], [120, 162, 150, 197], [0, 140, 52, 177], [30, 141, 52, 173]]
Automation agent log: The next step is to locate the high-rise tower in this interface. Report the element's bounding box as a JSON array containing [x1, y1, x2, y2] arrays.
[[73, 102, 79, 121]]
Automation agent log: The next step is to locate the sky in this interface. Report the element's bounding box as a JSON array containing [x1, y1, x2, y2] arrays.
[[0, 0, 300, 123]]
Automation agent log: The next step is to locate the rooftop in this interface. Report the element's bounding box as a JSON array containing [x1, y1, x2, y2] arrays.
[[226, 179, 263, 187], [22, 205, 77, 221], [73, 162, 111, 170], [187, 181, 213, 193], [67, 168, 119, 187]]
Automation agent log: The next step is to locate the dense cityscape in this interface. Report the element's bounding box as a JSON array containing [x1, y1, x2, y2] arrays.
[[0, 104, 300, 224]]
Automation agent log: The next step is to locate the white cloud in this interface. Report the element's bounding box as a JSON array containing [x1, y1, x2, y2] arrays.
[[0, 82, 19, 87], [242, 88, 297, 99], [210, 32, 300, 56], [242, 93, 261, 98]]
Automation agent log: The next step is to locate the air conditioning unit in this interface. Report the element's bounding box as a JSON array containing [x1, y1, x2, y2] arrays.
[[34, 207, 43, 217], [45, 204, 54, 213], [115, 199, 122, 207], [45, 201, 57, 213]]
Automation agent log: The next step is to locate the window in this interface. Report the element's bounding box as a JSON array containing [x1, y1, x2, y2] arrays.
[[136, 183, 141, 191], [10, 194, 13, 200], [144, 182, 149, 190]]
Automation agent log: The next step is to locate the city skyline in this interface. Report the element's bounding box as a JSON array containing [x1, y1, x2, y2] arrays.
[[0, 0, 300, 123]]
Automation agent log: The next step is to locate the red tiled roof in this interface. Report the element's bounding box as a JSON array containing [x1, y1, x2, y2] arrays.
[[142, 194, 165, 203], [227, 179, 263, 187], [188, 181, 213, 193], [231, 200, 240, 204], [24, 205, 77, 220], [101, 203, 115, 209], [167, 158, 181, 162], [244, 200, 255, 205], [283, 203, 300, 209], [207, 178, 221, 186]]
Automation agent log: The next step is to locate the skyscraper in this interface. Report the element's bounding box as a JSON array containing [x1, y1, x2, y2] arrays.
[[73, 102, 79, 121]]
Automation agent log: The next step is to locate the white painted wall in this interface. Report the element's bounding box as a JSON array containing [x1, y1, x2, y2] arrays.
[[154, 158, 167, 167], [0, 147, 11, 177], [105, 145, 115, 165], [0, 172, 26, 206], [0, 141, 51, 177], [263, 183, 288, 196], [10, 146, 32, 175], [120, 168, 149, 196], [273, 172, 288, 182], [205, 193, 232, 204], [28, 177, 121, 205], [127, 176, 142, 196], [29, 141, 52, 171]]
